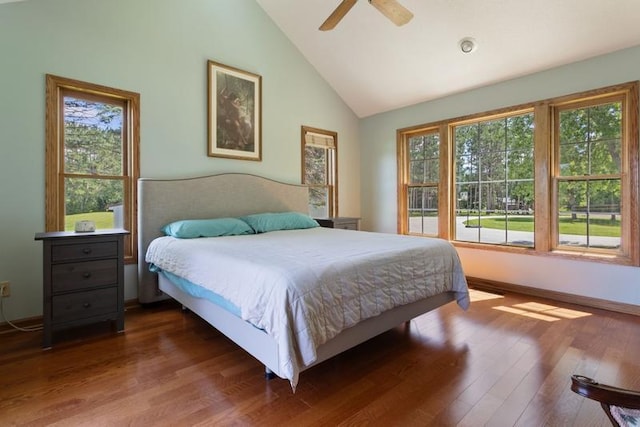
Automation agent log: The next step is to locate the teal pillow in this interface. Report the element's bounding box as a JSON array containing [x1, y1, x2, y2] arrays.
[[239, 212, 319, 233], [161, 218, 254, 238]]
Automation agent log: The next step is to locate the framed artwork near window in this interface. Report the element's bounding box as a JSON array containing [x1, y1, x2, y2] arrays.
[[207, 60, 262, 161]]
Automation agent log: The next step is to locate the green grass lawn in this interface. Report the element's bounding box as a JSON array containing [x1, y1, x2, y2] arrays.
[[64, 212, 115, 231], [464, 215, 620, 237]]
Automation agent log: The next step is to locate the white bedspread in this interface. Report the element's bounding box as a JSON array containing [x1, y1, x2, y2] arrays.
[[146, 227, 469, 389]]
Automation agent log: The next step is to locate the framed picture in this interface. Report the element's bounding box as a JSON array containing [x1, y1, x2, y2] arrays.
[[207, 60, 262, 161]]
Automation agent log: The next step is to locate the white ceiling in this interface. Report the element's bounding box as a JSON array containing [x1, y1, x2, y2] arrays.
[[256, 0, 640, 118]]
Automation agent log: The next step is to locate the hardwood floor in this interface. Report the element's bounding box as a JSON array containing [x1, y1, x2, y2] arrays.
[[1, 289, 639, 426]]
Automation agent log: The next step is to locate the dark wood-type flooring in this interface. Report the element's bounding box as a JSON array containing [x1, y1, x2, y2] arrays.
[[1, 289, 639, 426]]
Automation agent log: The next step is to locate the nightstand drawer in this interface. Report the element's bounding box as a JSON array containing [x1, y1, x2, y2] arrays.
[[52, 241, 118, 262], [52, 287, 118, 324], [334, 220, 358, 230], [315, 217, 360, 231], [52, 259, 118, 292]]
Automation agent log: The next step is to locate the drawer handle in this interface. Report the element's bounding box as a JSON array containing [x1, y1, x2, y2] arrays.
[[82, 272, 92, 279], [82, 248, 92, 255], [83, 302, 91, 308]]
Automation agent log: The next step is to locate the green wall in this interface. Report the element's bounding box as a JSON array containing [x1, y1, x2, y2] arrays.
[[2, 0, 637, 323], [0, 0, 360, 321]]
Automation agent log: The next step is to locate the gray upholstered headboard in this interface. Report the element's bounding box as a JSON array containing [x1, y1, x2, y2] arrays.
[[137, 173, 309, 303]]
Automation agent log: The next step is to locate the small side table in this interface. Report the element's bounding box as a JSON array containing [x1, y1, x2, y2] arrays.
[[315, 217, 360, 231], [35, 229, 128, 348]]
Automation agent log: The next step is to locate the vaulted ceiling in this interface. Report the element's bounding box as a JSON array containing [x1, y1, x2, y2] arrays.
[[256, 0, 640, 117], [4, 0, 640, 118]]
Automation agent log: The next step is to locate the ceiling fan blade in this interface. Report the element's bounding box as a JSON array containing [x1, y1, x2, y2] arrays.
[[369, 0, 413, 26], [319, 0, 358, 31]]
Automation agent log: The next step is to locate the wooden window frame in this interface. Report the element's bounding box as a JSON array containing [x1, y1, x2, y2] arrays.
[[396, 125, 450, 237], [45, 74, 140, 264], [397, 81, 639, 266], [301, 125, 338, 217], [449, 108, 536, 247], [549, 87, 638, 264]]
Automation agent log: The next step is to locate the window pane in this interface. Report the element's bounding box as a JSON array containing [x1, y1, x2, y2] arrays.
[[409, 137, 426, 160], [557, 180, 620, 250], [406, 131, 440, 235], [508, 180, 534, 213], [302, 126, 336, 218], [424, 158, 439, 182], [408, 133, 439, 184], [410, 159, 439, 184], [456, 183, 474, 212], [308, 187, 329, 218], [506, 114, 535, 151], [479, 181, 502, 213], [506, 181, 534, 246], [408, 133, 439, 160], [508, 149, 534, 180], [305, 146, 327, 185], [63, 97, 123, 176], [64, 178, 124, 231], [590, 139, 621, 174], [479, 119, 505, 153], [559, 102, 621, 177], [456, 154, 478, 183], [456, 182, 480, 242], [454, 112, 534, 247], [409, 159, 425, 184], [480, 152, 505, 182], [559, 141, 588, 176], [408, 187, 438, 235]]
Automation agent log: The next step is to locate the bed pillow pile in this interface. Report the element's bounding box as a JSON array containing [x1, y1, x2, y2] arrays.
[[239, 212, 319, 233], [161, 217, 254, 238]]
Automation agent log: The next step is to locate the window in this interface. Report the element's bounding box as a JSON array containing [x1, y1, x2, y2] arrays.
[[301, 126, 337, 217], [398, 128, 441, 236], [45, 75, 140, 263], [397, 82, 638, 265], [453, 111, 535, 247], [553, 96, 628, 254]]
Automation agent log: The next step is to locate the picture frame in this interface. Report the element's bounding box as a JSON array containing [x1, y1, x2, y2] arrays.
[[207, 60, 262, 161]]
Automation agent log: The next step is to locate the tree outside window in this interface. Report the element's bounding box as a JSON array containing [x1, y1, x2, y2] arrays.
[[555, 101, 622, 251], [396, 82, 638, 265], [63, 96, 126, 229], [301, 126, 337, 218], [453, 112, 535, 247], [45, 75, 139, 263], [406, 131, 440, 236]]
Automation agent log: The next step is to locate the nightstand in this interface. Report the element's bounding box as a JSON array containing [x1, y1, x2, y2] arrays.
[[35, 229, 128, 348], [315, 217, 360, 231]]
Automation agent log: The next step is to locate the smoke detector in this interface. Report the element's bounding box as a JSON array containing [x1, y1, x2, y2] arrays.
[[459, 38, 477, 54]]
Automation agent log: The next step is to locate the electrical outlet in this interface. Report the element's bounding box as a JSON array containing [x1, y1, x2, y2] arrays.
[[0, 281, 10, 298]]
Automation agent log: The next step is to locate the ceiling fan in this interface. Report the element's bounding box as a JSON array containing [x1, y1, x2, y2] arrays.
[[319, 0, 414, 31]]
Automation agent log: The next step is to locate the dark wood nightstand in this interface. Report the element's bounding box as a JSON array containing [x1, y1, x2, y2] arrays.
[[35, 229, 128, 348], [315, 217, 360, 231]]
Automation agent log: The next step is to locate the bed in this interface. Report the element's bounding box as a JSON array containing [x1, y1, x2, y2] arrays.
[[137, 173, 469, 390]]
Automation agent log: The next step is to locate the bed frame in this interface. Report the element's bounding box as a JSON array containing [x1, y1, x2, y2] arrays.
[[137, 173, 456, 381]]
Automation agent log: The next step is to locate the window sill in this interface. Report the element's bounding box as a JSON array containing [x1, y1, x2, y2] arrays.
[[452, 241, 638, 267]]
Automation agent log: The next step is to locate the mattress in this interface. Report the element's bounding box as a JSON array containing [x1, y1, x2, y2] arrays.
[[146, 227, 469, 387], [154, 269, 241, 317]]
